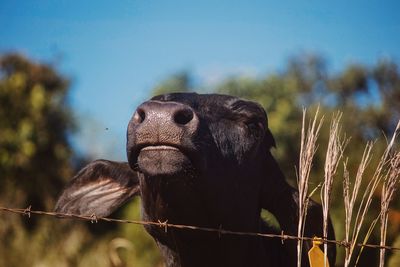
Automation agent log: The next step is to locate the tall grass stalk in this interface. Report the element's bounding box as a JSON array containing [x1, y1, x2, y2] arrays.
[[321, 112, 347, 266], [342, 142, 374, 267], [353, 122, 400, 264], [344, 119, 400, 267], [297, 107, 323, 267], [379, 121, 400, 267]]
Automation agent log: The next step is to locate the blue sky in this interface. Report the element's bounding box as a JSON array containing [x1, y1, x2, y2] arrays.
[[1, 0, 399, 160]]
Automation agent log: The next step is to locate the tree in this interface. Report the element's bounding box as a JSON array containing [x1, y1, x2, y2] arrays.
[[152, 71, 191, 96], [0, 53, 74, 210], [0, 54, 162, 267]]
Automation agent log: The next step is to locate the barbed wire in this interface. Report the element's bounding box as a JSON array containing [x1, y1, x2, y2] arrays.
[[1, 205, 400, 252]]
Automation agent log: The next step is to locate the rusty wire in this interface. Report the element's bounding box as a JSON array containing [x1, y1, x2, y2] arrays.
[[1, 205, 400, 252]]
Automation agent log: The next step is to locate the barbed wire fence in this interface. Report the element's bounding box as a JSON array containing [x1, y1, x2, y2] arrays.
[[1, 205, 400, 252]]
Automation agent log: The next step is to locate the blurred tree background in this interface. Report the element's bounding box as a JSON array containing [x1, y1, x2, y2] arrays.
[[0, 54, 161, 267], [1, 52, 399, 266]]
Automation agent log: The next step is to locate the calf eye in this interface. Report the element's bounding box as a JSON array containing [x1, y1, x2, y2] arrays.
[[246, 121, 263, 138]]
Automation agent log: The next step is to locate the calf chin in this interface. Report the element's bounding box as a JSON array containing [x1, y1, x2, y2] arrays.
[[137, 148, 193, 177]]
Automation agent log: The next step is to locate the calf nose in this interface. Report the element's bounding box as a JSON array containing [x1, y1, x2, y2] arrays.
[[133, 101, 195, 126], [129, 100, 199, 144]]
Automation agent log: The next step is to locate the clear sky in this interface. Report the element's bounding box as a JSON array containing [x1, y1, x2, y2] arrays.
[[1, 0, 399, 160]]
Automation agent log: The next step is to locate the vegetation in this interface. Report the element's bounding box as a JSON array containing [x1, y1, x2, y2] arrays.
[[0, 53, 162, 267], [0, 52, 399, 266]]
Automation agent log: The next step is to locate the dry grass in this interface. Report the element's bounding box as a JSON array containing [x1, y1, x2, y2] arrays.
[[299, 110, 400, 267], [297, 107, 323, 267], [321, 112, 348, 266], [342, 141, 374, 267], [379, 121, 400, 267]]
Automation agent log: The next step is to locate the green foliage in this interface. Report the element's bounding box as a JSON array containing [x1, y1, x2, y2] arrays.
[[388, 235, 400, 267], [0, 58, 85, 267], [0, 54, 78, 266], [0, 54, 73, 209], [152, 71, 191, 96], [0, 54, 162, 267], [0, 54, 94, 267], [120, 199, 163, 267]]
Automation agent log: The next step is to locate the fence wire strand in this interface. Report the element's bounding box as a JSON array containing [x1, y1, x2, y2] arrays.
[[1, 205, 400, 252]]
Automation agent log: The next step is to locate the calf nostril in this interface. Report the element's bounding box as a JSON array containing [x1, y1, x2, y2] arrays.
[[173, 108, 194, 125], [133, 108, 146, 124]]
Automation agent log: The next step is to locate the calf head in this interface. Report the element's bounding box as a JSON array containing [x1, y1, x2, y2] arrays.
[[126, 94, 276, 228], [55, 92, 335, 267]]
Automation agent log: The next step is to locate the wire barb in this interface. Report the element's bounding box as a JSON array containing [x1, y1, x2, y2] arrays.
[[281, 231, 286, 244], [23, 205, 31, 218], [218, 224, 223, 239], [157, 219, 168, 233], [90, 213, 98, 223]]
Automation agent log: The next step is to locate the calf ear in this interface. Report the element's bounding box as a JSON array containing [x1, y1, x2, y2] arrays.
[[55, 160, 140, 217], [265, 128, 276, 149], [259, 108, 275, 149]]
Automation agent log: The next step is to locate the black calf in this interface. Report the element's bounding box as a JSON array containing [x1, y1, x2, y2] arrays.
[[55, 92, 335, 267]]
